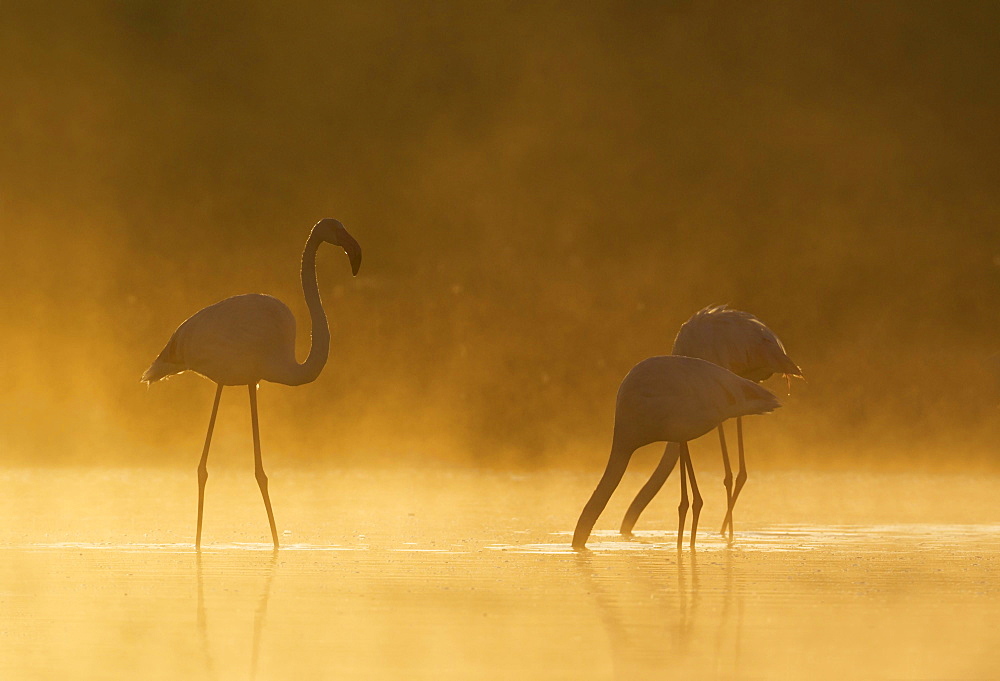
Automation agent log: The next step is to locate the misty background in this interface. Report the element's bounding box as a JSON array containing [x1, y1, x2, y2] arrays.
[[1, 2, 997, 471]]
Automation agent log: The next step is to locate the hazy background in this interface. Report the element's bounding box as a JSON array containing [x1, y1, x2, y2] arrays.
[[1, 2, 997, 471]]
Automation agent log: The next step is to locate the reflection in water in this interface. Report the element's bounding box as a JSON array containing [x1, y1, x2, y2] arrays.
[[250, 555, 277, 681], [576, 548, 747, 680], [195, 550, 277, 681], [716, 548, 744, 677], [196, 553, 216, 680]]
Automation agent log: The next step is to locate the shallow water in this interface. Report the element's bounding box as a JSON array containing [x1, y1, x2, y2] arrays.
[[1, 468, 999, 680]]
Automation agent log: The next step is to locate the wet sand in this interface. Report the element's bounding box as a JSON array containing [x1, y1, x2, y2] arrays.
[[1, 468, 998, 680]]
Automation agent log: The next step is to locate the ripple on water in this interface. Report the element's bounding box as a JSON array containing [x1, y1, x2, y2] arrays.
[[485, 523, 1000, 557]]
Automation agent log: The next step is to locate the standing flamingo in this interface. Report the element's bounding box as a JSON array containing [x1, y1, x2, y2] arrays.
[[141, 218, 362, 550], [620, 305, 801, 542], [573, 355, 780, 550]]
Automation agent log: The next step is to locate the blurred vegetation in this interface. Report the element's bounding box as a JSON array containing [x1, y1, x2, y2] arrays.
[[0, 2, 997, 469]]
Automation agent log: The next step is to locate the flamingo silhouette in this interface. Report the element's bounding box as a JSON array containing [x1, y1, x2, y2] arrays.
[[141, 218, 362, 549], [620, 305, 801, 542], [573, 355, 780, 550]]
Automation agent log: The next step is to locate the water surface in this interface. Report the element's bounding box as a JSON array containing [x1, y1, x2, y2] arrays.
[[1, 469, 998, 680]]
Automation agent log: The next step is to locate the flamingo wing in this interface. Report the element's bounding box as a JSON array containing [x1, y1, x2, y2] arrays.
[[142, 294, 297, 385]]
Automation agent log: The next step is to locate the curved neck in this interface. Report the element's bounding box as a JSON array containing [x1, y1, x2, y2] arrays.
[[572, 439, 633, 549], [285, 231, 330, 386]]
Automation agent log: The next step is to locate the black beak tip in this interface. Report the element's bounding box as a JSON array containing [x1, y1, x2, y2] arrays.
[[347, 245, 362, 277]]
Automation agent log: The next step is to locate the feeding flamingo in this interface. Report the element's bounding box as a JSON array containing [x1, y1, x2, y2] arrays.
[[141, 218, 362, 549], [620, 305, 801, 542], [573, 355, 780, 550]]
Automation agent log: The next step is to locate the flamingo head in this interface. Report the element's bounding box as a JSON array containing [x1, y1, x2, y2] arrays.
[[314, 218, 362, 276]]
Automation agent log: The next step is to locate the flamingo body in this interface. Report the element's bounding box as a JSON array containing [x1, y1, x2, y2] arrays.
[[573, 355, 779, 549], [141, 218, 361, 549], [619, 305, 800, 541], [142, 294, 299, 386], [613, 356, 780, 450], [672, 305, 801, 381]]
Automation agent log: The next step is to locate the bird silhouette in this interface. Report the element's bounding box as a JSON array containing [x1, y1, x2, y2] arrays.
[[573, 355, 780, 550], [142, 218, 362, 549], [620, 305, 801, 542]]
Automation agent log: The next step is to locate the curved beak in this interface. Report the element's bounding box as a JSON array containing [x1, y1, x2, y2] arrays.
[[343, 234, 362, 276]]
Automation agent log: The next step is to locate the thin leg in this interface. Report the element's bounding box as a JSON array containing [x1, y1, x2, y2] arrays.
[[722, 416, 749, 542], [677, 443, 688, 550], [620, 442, 680, 537], [196, 383, 223, 549], [718, 424, 733, 538], [682, 442, 703, 548], [249, 384, 279, 550], [573, 444, 633, 549]]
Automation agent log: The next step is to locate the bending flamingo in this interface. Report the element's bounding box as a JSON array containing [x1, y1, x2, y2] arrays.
[[573, 355, 780, 550], [141, 218, 362, 549], [620, 305, 801, 542]]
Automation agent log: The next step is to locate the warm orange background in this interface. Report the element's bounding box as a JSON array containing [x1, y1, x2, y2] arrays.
[[1, 3, 997, 469]]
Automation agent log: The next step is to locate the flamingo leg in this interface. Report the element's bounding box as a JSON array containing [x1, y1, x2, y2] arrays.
[[677, 442, 688, 549], [682, 442, 703, 548], [620, 442, 680, 537], [722, 416, 748, 542], [573, 444, 633, 549], [196, 383, 223, 550], [718, 423, 734, 540], [249, 384, 279, 550]]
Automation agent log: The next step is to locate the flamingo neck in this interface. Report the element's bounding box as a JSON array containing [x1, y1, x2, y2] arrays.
[[285, 231, 330, 386], [572, 439, 633, 549]]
